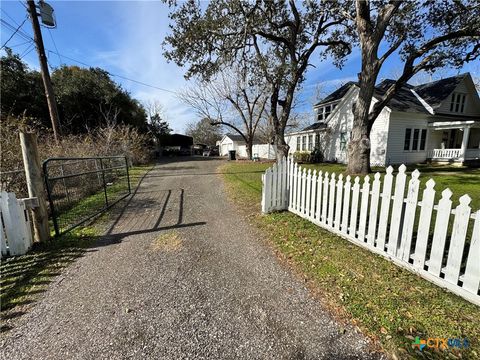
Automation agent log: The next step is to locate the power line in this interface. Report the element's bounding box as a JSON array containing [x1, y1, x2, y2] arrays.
[[19, 42, 34, 58], [1, 8, 22, 27], [2, 16, 176, 95], [1, 17, 28, 50], [46, 49, 177, 94], [1, 18, 33, 42], [47, 28, 62, 65]]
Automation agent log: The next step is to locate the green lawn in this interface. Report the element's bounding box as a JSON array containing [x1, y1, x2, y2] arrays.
[[54, 164, 153, 234], [222, 161, 480, 360]]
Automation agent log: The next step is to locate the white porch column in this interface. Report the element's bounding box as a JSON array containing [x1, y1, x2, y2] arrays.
[[460, 126, 470, 161]]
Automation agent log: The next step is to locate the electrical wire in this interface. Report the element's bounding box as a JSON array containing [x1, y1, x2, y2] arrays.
[[45, 50, 177, 94], [48, 28, 62, 65], [2, 16, 176, 95], [1, 17, 28, 50]]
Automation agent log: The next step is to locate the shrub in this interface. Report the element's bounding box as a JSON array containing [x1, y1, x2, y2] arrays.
[[1, 115, 153, 195], [293, 151, 311, 163]]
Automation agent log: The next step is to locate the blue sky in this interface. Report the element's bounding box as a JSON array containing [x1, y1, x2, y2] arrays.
[[1, 1, 478, 133]]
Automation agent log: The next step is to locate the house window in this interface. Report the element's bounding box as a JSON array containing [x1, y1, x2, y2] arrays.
[[404, 128, 412, 150], [420, 129, 427, 150], [412, 129, 420, 150], [315, 133, 320, 149], [450, 93, 466, 113], [302, 135, 307, 151], [308, 134, 313, 150], [340, 132, 347, 151], [316, 103, 337, 121], [296, 136, 301, 151], [324, 105, 332, 119]]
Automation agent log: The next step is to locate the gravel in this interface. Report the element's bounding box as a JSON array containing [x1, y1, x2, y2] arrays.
[[1, 157, 385, 359]]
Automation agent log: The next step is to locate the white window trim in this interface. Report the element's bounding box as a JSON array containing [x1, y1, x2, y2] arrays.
[[403, 127, 428, 152]]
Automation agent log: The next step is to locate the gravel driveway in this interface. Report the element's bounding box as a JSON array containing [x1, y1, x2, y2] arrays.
[[1, 158, 383, 359]]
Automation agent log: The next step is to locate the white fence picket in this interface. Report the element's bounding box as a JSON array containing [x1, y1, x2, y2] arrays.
[[413, 179, 436, 269], [301, 168, 307, 215], [261, 160, 479, 305], [0, 210, 7, 257], [367, 173, 381, 246], [428, 189, 453, 277], [306, 169, 312, 217], [398, 170, 420, 262], [322, 172, 329, 224], [444, 195, 471, 285], [387, 165, 407, 256], [462, 210, 480, 294], [310, 170, 317, 221], [315, 171, 323, 222], [327, 173, 336, 227], [357, 175, 370, 242], [0, 191, 33, 256], [376, 166, 394, 251], [292, 164, 298, 211], [334, 174, 343, 230], [349, 177, 360, 238], [341, 176, 351, 233]]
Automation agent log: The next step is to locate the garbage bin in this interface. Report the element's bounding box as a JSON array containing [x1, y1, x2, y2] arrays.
[[228, 150, 236, 161]]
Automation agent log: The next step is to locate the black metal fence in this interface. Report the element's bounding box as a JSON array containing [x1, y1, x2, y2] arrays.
[[43, 156, 131, 236]]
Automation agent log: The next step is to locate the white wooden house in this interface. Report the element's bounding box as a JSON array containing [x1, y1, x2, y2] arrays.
[[218, 133, 276, 159], [285, 73, 480, 166]]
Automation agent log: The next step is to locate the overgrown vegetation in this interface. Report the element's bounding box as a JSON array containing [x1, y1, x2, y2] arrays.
[[222, 161, 480, 360], [1, 117, 153, 196]]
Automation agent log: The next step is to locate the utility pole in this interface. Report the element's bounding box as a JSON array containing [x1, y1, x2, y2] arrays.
[[27, 0, 61, 142]]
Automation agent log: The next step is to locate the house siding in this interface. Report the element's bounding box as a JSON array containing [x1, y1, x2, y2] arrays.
[[385, 112, 429, 165], [436, 79, 480, 116]]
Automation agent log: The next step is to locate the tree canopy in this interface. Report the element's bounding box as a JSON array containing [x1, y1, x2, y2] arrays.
[[345, 0, 480, 174], [1, 49, 149, 134], [164, 0, 352, 159]]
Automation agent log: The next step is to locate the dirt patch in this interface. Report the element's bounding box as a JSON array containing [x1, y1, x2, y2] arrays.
[[150, 231, 183, 252]]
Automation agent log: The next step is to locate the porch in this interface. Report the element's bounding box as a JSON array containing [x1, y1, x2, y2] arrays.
[[427, 120, 480, 163]]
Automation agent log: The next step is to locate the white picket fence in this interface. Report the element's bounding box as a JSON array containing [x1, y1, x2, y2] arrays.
[[261, 158, 480, 306], [0, 191, 37, 257]]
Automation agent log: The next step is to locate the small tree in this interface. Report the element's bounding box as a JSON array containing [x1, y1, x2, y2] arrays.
[[346, 0, 480, 174], [179, 66, 268, 159], [185, 118, 223, 146]]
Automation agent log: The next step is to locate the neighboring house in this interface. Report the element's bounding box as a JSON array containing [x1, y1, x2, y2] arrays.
[[218, 134, 246, 156], [285, 73, 480, 166], [218, 133, 276, 159]]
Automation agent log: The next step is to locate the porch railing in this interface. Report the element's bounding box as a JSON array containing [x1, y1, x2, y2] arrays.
[[428, 148, 462, 159], [428, 148, 480, 160]]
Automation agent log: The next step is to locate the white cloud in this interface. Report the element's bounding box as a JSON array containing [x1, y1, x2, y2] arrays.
[[87, 2, 195, 133]]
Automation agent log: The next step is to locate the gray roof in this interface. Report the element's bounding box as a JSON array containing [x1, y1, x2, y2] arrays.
[[224, 133, 262, 144], [314, 82, 355, 107], [300, 122, 328, 132], [413, 74, 467, 110], [313, 73, 470, 114]]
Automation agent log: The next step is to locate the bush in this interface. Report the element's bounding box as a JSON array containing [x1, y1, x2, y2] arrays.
[[310, 148, 324, 163], [0, 115, 153, 195], [293, 151, 311, 163]]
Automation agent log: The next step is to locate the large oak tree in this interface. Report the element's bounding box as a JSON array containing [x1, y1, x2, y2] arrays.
[[346, 0, 480, 174]]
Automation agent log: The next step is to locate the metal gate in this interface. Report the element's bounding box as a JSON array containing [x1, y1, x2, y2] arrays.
[[43, 156, 131, 236]]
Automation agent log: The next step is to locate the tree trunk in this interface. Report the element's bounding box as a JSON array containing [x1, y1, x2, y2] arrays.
[[275, 134, 289, 161], [346, 36, 378, 174], [347, 136, 371, 174], [246, 139, 253, 160]]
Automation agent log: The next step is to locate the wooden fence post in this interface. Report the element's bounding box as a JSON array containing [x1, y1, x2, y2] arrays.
[[20, 131, 50, 242]]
